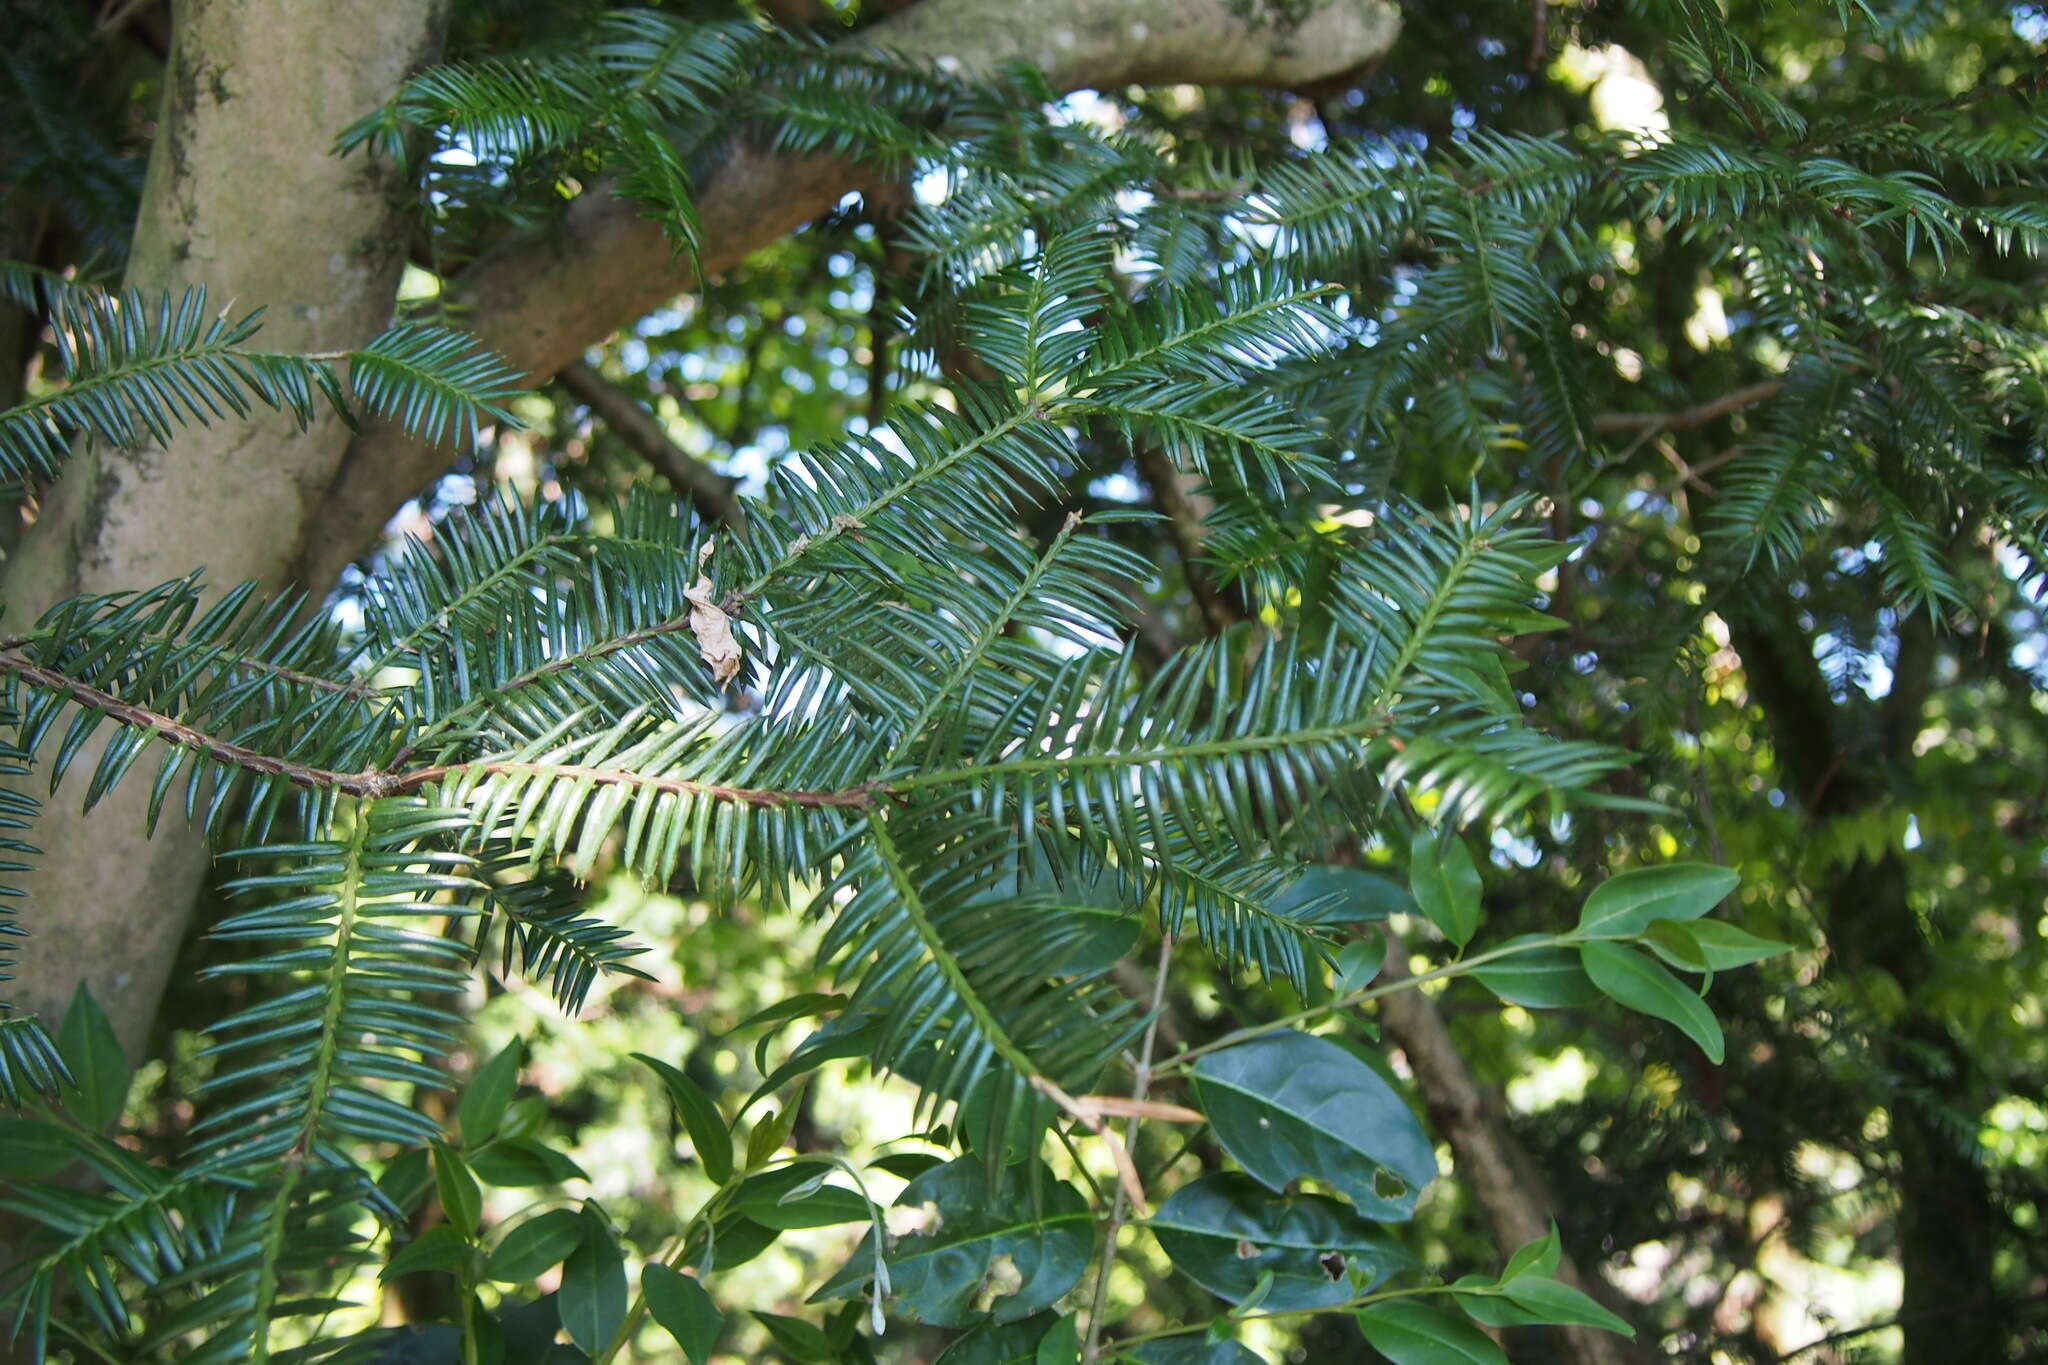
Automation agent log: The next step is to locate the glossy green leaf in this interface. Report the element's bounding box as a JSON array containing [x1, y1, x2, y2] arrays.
[[1190, 1029, 1436, 1219], [380, 1225, 471, 1281], [560, 1207, 627, 1355], [1576, 864, 1738, 939], [682, 1214, 782, 1274], [1458, 1276, 1635, 1335], [1686, 919, 1794, 969], [1034, 1313, 1080, 1365], [378, 1147, 434, 1216], [734, 992, 848, 1036], [1641, 919, 1710, 972], [739, 993, 847, 1075], [1149, 1173, 1414, 1310], [1356, 1300, 1508, 1364], [812, 1158, 1091, 1327], [745, 1101, 799, 1171], [755, 1310, 834, 1362], [1125, 1339, 1267, 1364], [870, 1151, 947, 1180], [431, 1139, 483, 1239], [644, 1263, 724, 1364], [1334, 936, 1387, 995], [747, 1011, 886, 1110], [1580, 941, 1726, 1063], [1471, 936, 1599, 1009], [470, 1135, 590, 1187], [1271, 865, 1412, 925], [459, 1039, 524, 1147], [935, 1315, 1062, 1365], [0, 1116, 82, 1179], [486, 1209, 585, 1282], [1499, 1222, 1560, 1281], [634, 1052, 734, 1185], [1409, 831, 1483, 948], [734, 1165, 873, 1229], [56, 983, 129, 1130]]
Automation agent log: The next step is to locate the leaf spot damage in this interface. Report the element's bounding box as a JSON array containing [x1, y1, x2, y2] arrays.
[[685, 539, 744, 686]]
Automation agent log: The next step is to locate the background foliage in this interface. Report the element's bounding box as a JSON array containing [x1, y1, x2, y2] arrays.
[[0, 0, 2044, 1362]]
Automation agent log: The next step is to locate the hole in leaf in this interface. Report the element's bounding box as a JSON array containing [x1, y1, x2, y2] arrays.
[[1373, 1168, 1407, 1200], [1234, 1239, 1260, 1260], [973, 1253, 1024, 1312], [1319, 1252, 1346, 1280]]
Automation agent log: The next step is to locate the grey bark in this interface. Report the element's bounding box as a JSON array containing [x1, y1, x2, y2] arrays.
[[1, 0, 449, 1062], [1377, 935, 1647, 1365]]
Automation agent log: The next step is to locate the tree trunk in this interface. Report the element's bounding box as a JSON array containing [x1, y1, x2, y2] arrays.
[[1724, 599, 2004, 1364], [1, 0, 448, 1063], [1377, 933, 1647, 1365]]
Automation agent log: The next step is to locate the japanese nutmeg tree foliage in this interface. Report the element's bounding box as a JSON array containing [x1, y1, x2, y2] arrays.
[[0, 1, 2042, 1362]]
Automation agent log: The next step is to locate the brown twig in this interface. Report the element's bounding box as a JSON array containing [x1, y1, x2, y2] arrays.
[[1081, 932, 1176, 1364], [557, 361, 745, 526], [0, 653, 877, 809], [1590, 379, 1783, 435], [1133, 445, 1239, 633]]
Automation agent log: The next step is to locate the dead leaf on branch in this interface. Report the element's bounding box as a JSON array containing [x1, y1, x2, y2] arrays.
[[686, 539, 744, 686]]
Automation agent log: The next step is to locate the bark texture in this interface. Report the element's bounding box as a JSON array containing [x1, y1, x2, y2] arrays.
[[557, 362, 744, 525], [298, 0, 1401, 589], [1722, 598, 2005, 1364], [1377, 934, 1645, 1365], [2, 0, 448, 1061]]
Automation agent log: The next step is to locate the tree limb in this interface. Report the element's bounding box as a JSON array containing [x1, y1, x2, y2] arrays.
[[1133, 444, 1240, 633], [1590, 380, 1783, 435], [1374, 927, 1647, 1365], [296, 0, 1402, 592], [556, 361, 743, 526]]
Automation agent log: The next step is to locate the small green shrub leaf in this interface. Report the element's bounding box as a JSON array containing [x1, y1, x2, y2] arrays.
[[1577, 865, 1738, 939], [1581, 941, 1726, 1063], [634, 1053, 733, 1184], [812, 1157, 1091, 1327], [56, 983, 128, 1130], [1334, 937, 1387, 995], [1150, 1173, 1414, 1310], [1355, 1300, 1508, 1364], [1409, 831, 1483, 948], [560, 1206, 627, 1355], [1472, 937, 1599, 1008], [486, 1208, 585, 1282], [1190, 1029, 1436, 1220], [430, 1139, 482, 1239], [1687, 920, 1794, 969], [644, 1263, 724, 1364], [459, 1039, 523, 1147]]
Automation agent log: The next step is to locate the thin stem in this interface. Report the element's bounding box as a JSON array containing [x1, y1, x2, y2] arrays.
[[597, 1180, 742, 1363], [247, 1166, 302, 1365], [292, 799, 371, 1156], [1157, 933, 1563, 1075], [1081, 932, 1175, 1365], [1113, 1282, 1474, 1348], [0, 657, 884, 807], [886, 511, 1082, 764], [1589, 379, 1782, 435]]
